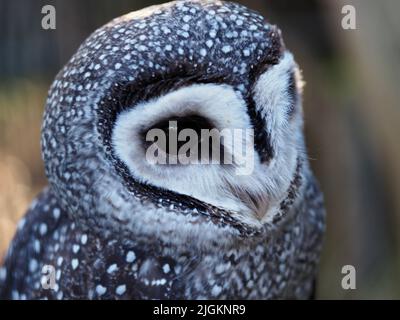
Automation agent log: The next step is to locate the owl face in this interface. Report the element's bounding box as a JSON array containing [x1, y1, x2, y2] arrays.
[[42, 0, 305, 244]]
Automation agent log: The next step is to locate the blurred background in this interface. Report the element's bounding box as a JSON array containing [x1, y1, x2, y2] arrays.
[[0, 0, 399, 299]]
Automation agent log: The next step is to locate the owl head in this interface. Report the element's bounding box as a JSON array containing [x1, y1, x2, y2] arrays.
[[42, 0, 305, 247]]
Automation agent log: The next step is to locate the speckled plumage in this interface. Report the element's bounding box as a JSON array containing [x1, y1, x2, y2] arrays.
[[0, 0, 325, 299]]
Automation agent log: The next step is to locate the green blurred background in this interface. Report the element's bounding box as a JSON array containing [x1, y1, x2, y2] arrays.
[[0, 0, 399, 299]]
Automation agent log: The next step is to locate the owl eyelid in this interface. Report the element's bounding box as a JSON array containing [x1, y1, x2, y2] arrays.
[[110, 71, 230, 113]]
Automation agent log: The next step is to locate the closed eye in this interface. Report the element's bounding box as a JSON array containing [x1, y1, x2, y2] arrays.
[[143, 113, 216, 159]]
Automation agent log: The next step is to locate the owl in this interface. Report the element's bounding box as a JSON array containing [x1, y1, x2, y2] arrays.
[[0, 0, 325, 300]]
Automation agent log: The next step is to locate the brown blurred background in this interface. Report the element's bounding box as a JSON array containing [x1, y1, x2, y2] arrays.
[[0, 0, 399, 299]]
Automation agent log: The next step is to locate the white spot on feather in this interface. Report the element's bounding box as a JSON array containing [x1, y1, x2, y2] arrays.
[[116, 284, 126, 295], [96, 285, 107, 296], [71, 259, 79, 270]]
